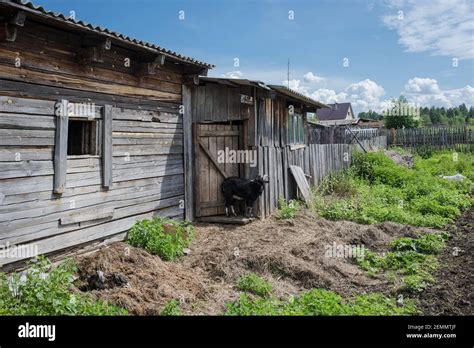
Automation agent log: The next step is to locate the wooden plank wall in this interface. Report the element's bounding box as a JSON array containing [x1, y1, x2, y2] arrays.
[[193, 84, 246, 122], [0, 96, 185, 267], [0, 19, 184, 104]]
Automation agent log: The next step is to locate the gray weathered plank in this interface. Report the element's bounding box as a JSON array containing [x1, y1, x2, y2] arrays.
[[102, 104, 113, 188], [53, 100, 68, 194]]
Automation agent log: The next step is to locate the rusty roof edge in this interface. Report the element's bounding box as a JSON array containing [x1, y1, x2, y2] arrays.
[[0, 0, 214, 68]]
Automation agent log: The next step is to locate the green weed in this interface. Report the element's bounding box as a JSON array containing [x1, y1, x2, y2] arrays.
[[236, 273, 273, 297], [225, 289, 417, 316], [0, 257, 127, 315], [277, 198, 300, 220], [127, 217, 194, 261], [160, 299, 181, 316]]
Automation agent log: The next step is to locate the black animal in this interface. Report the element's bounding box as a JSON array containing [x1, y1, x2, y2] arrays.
[[221, 175, 268, 218]]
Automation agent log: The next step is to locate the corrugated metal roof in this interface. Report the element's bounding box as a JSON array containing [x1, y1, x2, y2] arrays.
[[268, 85, 329, 109], [0, 0, 214, 68], [199, 77, 271, 90], [200, 78, 328, 109]]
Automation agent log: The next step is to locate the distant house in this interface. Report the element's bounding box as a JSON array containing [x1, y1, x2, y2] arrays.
[[315, 102, 356, 126]]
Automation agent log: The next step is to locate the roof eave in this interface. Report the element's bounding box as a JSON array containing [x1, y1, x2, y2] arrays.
[[0, 0, 214, 69]]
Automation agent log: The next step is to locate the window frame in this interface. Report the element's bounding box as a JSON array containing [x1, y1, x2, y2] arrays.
[[289, 112, 305, 145], [67, 118, 101, 157]]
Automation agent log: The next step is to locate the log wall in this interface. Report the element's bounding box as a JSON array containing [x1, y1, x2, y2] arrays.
[[0, 16, 197, 268], [0, 95, 185, 267]]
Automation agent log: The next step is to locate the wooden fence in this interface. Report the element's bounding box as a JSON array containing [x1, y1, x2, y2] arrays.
[[253, 135, 387, 218], [307, 125, 386, 144], [387, 126, 473, 150]]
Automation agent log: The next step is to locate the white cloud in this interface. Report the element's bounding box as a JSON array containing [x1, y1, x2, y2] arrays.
[[221, 70, 243, 79], [404, 77, 441, 94], [303, 72, 325, 84], [311, 79, 386, 113], [403, 77, 474, 107], [383, 0, 474, 59], [310, 88, 347, 104]]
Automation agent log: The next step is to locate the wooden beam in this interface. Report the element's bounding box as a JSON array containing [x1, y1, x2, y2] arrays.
[[78, 37, 112, 64], [81, 36, 112, 50], [0, 11, 26, 42], [53, 100, 69, 194], [193, 124, 202, 218], [138, 54, 166, 75], [184, 74, 200, 86], [78, 46, 104, 64], [197, 138, 230, 179], [182, 85, 194, 221], [256, 89, 277, 99], [102, 105, 113, 188], [0, 23, 16, 42], [10, 11, 26, 27]]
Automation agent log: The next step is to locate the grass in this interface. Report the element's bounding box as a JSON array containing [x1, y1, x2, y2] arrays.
[[160, 299, 181, 316], [226, 288, 417, 316], [276, 198, 301, 220], [0, 257, 127, 315], [236, 273, 273, 297], [355, 232, 449, 293], [127, 217, 194, 261], [311, 151, 473, 228]]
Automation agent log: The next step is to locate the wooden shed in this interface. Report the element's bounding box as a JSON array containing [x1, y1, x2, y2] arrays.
[[186, 77, 328, 222], [0, 0, 212, 268]]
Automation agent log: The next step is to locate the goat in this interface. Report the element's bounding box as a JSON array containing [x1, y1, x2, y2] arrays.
[[221, 175, 268, 218]]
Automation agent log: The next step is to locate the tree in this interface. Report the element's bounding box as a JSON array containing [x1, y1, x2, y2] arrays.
[[421, 114, 432, 126], [383, 95, 419, 128]]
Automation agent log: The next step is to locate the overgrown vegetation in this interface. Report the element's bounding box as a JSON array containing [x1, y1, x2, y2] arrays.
[[226, 288, 417, 316], [127, 217, 194, 261], [311, 151, 473, 228], [0, 258, 127, 315], [160, 299, 181, 316], [236, 273, 273, 297], [276, 198, 301, 220], [356, 232, 449, 292]]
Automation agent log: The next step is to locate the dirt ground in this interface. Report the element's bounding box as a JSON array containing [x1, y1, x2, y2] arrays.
[[416, 207, 473, 315], [74, 209, 451, 315]]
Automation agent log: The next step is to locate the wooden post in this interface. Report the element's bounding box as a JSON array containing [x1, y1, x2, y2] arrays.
[[53, 99, 68, 194], [102, 105, 113, 189], [183, 84, 194, 221]]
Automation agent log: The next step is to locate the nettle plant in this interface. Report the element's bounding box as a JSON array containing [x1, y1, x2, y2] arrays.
[[0, 257, 127, 315], [355, 232, 450, 293], [127, 217, 194, 261], [277, 198, 301, 220]]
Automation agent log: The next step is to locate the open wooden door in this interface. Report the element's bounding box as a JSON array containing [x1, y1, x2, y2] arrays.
[[194, 123, 241, 217]]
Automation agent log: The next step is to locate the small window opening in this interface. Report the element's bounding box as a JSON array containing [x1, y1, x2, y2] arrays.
[[67, 120, 98, 156]]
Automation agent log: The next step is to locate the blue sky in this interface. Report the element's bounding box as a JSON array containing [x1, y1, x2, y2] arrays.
[[36, 0, 473, 114]]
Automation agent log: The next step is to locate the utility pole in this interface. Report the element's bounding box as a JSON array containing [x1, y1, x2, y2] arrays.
[[287, 58, 290, 88]]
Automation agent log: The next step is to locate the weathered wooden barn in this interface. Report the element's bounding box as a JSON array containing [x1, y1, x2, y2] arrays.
[[186, 77, 330, 222], [0, 1, 385, 269], [0, 0, 212, 268]]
